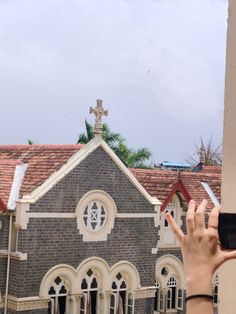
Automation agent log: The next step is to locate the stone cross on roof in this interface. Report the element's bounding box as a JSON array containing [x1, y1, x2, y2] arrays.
[[90, 99, 108, 135]]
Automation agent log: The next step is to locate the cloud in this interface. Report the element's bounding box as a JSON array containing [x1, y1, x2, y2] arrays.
[[0, 0, 228, 162]]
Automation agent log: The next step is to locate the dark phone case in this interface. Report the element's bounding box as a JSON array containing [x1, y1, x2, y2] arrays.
[[219, 213, 236, 249]]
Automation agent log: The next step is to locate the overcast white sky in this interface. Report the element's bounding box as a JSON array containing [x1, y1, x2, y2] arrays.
[[0, 0, 228, 163]]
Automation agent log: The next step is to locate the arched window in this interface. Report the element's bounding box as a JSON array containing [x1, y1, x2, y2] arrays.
[[160, 197, 182, 247], [164, 200, 177, 229], [154, 280, 160, 311], [109, 273, 134, 314], [48, 276, 68, 314], [155, 256, 185, 312], [80, 269, 99, 314], [167, 277, 177, 310]]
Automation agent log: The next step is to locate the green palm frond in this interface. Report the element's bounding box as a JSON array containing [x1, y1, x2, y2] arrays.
[[77, 120, 152, 168]]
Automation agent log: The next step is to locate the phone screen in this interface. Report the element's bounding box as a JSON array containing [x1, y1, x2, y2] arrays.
[[218, 213, 236, 249]]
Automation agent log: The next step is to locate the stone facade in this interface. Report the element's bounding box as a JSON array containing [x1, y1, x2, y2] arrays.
[[0, 146, 189, 313]]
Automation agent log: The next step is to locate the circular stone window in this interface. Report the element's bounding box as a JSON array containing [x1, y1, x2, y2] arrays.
[[161, 267, 169, 277], [83, 201, 107, 231], [76, 190, 117, 241]]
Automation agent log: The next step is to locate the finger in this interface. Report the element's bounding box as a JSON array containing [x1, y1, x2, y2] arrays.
[[222, 250, 236, 262], [186, 200, 196, 234], [208, 206, 220, 229], [165, 212, 184, 242], [195, 199, 208, 231]]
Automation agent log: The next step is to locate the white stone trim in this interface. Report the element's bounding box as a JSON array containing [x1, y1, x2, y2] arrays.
[[15, 203, 30, 229], [40, 264, 77, 298], [133, 287, 156, 299], [16, 136, 161, 206], [7, 295, 49, 311], [117, 213, 157, 218], [157, 194, 183, 249], [110, 260, 141, 290], [0, 250, 27, 260], [15, 207, 158, 230], [39, 257, 144, 313], [76, 190, 117, 241], [155, 255, 185, 289], [40, 257, 141, 296]]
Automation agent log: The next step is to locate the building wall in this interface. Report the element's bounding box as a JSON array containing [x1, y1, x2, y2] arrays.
[[219, 1, 236, 313], [8, 147, 158, 302], [0, 215, 9, 299]]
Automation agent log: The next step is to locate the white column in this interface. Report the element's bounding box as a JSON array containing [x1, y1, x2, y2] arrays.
[[219, 1, 236, 313]]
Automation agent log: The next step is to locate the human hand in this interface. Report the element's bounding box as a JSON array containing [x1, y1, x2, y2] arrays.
[[165, 199, 236, 295]]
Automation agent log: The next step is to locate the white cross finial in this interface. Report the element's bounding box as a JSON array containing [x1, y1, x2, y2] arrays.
[[90, 99, 108, 134]]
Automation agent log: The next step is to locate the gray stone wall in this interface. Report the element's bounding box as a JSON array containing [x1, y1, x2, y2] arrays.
[[7, 310, 47, 314], [10, 217, 157, 297], [0, 215, 10, 250], [8, 147, 158, 302], [134, 298, 154, 314], [0, 259, 7, 297], [29, 147, 153, 214], [0, 215, 9, 298]]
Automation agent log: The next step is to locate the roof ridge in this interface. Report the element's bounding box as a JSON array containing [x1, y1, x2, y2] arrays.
[[0, 144, 84, 150]]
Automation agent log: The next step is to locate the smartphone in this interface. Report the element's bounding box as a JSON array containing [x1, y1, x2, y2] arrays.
[[218, 213, 236, 249]]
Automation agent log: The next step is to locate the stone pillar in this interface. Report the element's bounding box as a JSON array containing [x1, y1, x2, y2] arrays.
[[219, 1, 236, 313]]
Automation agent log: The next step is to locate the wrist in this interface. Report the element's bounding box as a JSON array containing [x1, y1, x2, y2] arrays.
[[186, 274, 213, 297]]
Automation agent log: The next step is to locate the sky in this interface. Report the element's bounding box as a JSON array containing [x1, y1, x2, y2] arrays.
[[0, 0, 228, 164]]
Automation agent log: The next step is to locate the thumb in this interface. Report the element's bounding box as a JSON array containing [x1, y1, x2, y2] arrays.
[[223, 250, 236, 262]]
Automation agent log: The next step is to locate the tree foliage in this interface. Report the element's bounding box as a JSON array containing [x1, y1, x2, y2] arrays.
[[77, 120, 152, 168]]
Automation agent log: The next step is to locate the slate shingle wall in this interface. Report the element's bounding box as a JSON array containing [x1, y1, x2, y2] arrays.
[[0, 216, 9, 250], [134, 298, 155, 314], [10, 217, 157, 297], [0, 259, 7, 297], [29, 147, 153, 214], [0, 215, 9, 298]]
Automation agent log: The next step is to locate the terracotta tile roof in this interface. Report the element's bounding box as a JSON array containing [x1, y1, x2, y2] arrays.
[[0, 160, 22, 206], [200, 165, 222, 174], [131, 168, 221, 208], [0, 144, 221, 211], [0, 145, 83, 200]]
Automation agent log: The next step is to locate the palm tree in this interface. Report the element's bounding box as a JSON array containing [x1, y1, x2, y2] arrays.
[[28, 139, 34, 145], [113, 141, 151, 168], [77, 120, 122, 146], [77, 120, 152, 168]]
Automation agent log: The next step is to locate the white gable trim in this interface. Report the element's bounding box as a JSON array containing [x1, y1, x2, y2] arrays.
[[18, 136, 161, 206]]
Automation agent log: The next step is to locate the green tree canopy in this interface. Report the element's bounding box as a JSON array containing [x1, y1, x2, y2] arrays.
[[77, 120, 152, 168]]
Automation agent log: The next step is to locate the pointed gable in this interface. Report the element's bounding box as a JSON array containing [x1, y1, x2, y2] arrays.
[[131, 167, 221, 209], [0, 144, 83, 199]]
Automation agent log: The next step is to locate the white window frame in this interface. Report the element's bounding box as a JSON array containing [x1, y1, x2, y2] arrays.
[[109, 292, 118, 314], [158, 289, 165, 312], [48, 276, 70, 314], [166, 288, 173, 312], [176, 288, 184, 310], [80, 270, 99, 314], [127, 292, 135, 314], [79, 293, 87, 314], [158, 196, 183, 248], [76, 190, 117, 241]]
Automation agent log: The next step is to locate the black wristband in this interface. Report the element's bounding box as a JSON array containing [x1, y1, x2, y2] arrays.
[[185, 294, 214, 303]]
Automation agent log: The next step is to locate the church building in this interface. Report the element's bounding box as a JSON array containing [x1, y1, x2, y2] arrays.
[[0, 102, 221, 314]]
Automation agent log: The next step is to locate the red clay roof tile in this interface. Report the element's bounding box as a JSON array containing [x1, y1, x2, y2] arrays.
[[0, 145, 221, 210], [131, 168, 221, 208], [0, 145, 83, 201]]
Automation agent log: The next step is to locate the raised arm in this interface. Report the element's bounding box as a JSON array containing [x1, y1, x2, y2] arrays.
[[165, 199, 236, 314]]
